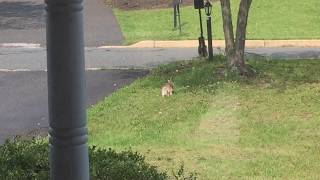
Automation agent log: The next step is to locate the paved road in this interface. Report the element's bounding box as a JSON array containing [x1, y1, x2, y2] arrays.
[[245, 47, 320, 59], [0, 0, 123, 46], [0, 47, 200, 71], [0, 47, 320, 71], [0, 70, 148, 144]]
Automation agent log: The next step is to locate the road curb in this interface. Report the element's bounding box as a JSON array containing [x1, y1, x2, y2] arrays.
[[99, 40, 320, 49], [0, 43, 41, 48], [2, 40, 320, 49]]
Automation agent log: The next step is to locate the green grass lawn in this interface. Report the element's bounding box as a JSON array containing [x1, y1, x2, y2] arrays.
[[114, 0, 320, 44], [88, 57, 320, 179]]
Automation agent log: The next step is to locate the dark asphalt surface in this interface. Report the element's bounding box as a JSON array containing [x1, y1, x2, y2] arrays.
[[0, 0, 123, 46], [0, 70, 148, 144]]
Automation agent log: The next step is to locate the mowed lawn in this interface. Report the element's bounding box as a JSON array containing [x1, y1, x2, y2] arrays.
[[114, 0, 320, 44], [88, 58, 320, 179]]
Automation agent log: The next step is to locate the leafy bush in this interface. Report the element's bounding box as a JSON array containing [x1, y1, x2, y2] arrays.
[[89, 146, 167, 180], [0, 139, 167, 180], [0, 139, 49, 180]]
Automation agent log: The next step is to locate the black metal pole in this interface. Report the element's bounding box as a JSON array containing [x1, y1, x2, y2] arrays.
[[199, 9, 204, 37], [45, 0, 89, 179], [174, 5, 177, 28], [197, 8, 207, 57], [206, 14, 213, 61], [177, 4, 182, 34]]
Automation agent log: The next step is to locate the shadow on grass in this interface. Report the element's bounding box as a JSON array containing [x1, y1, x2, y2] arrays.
[[141, 56, 320, 94]]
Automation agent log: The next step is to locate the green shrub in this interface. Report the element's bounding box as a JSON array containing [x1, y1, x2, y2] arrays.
[[0, 139, 167, 180], [89, 146, 167, 180], [0, 139, 49, 180]]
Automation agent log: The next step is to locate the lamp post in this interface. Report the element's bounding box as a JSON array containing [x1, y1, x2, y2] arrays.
[[194, 0, 207, 57], [45, 0, 89, 179], [197, 8, 207, 57], [204, 0, 213, 61]]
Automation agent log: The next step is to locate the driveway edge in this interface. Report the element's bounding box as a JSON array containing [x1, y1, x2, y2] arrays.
[[99, 40, 320, 48]]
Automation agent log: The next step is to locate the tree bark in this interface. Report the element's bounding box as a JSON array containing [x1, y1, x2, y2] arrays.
[[235, 0, 252, 69], [220, 0, 236, 65], [220, 0, 253, 75]]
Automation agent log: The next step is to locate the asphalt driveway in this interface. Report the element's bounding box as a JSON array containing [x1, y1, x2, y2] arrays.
[[0, 0, 123, 46], [0, 70, 148, 144]]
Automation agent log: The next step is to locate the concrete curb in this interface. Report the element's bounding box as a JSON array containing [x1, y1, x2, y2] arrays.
[[0, 43, 41, 48], [99, 40, 320, 49], [2, 40, 320, 49]]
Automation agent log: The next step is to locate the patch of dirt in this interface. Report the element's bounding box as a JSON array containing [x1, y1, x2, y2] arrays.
[[105, 0, 195, 10]]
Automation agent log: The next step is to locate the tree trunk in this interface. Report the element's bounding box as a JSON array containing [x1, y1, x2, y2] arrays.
[[220, 0, 236, 66], [220, 0, 253, 75], [235, 0, 252, 70]]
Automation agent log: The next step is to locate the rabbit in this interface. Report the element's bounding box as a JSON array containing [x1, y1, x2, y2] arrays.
[[161, 80, 174, 97]]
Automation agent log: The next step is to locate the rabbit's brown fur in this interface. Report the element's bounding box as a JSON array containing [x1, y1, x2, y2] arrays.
[[161, 80, 174, 97]]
